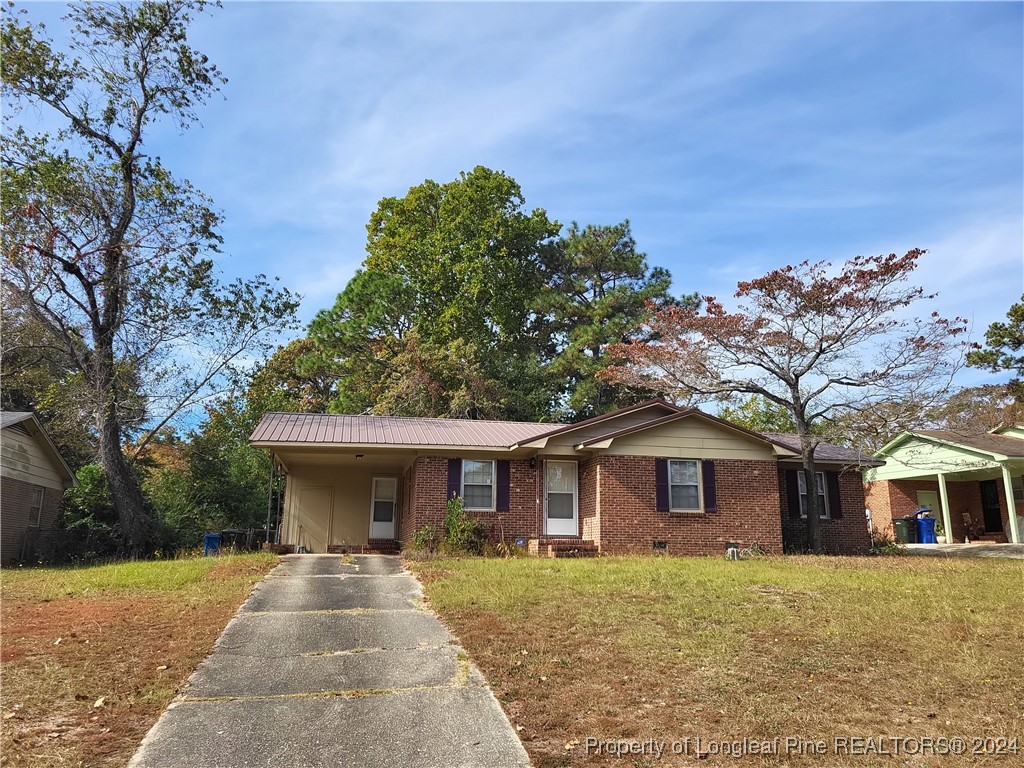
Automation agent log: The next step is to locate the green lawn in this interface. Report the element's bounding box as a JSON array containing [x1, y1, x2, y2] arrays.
[[1, 553, 277, 768], [412, 555, 1024, 767]]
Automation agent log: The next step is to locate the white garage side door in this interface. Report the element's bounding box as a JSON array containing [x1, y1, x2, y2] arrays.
[[369, 477, 397, 540]]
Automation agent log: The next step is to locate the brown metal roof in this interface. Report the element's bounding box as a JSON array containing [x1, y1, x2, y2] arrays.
[[248, 407, 886, 464], [249, 412, 556, 448], [914, 430, 1024, 458], [762, 433, 880, 465]]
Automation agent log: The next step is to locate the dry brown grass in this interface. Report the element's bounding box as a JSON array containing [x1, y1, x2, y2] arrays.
[[0, 554, 276, 767], [412, 555, 1024, 767]]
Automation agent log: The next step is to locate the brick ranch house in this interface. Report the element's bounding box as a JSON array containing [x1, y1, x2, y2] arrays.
[[864, 426, 1023, 544], [1, 412, 77, 565], [249, 400, 879, 556]]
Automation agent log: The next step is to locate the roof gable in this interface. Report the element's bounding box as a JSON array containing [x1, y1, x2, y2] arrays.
[[0, 412, 77, 485], [876, 430, 1024, 461], [517, 399, 683, 448]]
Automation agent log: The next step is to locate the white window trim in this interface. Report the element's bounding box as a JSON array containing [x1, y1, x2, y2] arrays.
[[668, 459, 702, 512], [461, 459, 496, 511], [28, 487, 44, 528], [1012, 475, 1023, 505], [798, 471, 830, 519]]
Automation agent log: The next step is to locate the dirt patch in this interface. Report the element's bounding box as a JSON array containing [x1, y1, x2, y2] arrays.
[[1, 555, 275, 768]]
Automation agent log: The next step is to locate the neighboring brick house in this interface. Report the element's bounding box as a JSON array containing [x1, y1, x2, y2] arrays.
[[1, 412, 77, 565], [864, 426, 1023, 544], [249, 400, 877, 556]]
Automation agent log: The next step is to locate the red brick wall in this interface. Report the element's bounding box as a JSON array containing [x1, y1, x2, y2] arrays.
[[400, 453, 875, 555], [780, 469, 871, 554], [578, 457, 599, 542], [398, 464, 416, 544], [594, 457, 784, 555], [1, 477, 63, 565], [404, 457, 543, 544]]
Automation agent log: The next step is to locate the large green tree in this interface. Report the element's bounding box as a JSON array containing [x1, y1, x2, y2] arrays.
[[310, 167, 561, 420], [2, 1, 298, 555], [967, 295, 1024, 401], [537, 220, 683, 420]]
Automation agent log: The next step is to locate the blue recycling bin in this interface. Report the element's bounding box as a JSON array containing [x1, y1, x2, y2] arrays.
[[203, 533, 222, 556], [916, 517, 937, 545]]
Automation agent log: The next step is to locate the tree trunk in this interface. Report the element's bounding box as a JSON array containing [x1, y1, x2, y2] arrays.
[[98, 416, 153, 557], [800, 450, 823, 554], [94, 339, 153, 558], [793, 411, 823, 553]]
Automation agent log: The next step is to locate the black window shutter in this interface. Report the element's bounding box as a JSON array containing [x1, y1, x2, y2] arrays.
[[785, 470, 802, 518], [496, 460, 510, 512], [655, 458, 669, 512], [826, 471, 843, 518], [447, 458, 462, 500], [702, 460, 718, 513]]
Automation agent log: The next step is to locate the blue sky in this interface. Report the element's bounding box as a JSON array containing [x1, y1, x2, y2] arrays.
[[22, 1, 1024, 387]]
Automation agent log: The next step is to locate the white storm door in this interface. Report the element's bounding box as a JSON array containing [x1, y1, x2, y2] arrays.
[[545, 461, 578, 536], [369, 477, 397, 539]]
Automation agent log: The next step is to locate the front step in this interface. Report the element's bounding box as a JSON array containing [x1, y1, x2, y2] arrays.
[[328, 540, 400, 555], [975, 533, 1008, 544], [527, 538, 599, 558]]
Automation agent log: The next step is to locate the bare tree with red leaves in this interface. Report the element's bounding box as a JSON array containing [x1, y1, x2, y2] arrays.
[[602, 250, 969, 552]]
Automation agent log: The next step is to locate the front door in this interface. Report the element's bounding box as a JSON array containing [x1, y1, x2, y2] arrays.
[[545, 461, 578, 537], [979, 480, 1003, 533], [916, 490, 939, 515], [369, 477, 397, 540]]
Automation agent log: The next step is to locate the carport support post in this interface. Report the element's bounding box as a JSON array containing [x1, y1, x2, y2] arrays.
[[936, 473, 953, 544], [1000, 464, 1021, 544]]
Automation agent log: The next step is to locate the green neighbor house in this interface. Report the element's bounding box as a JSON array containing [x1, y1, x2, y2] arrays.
[[864, 425, 1024, 544]]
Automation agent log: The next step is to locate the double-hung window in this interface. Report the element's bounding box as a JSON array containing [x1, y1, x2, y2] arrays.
[[668, 459, 701, 511], [461, 460, 495, 511], [798, 471, 829, 518]]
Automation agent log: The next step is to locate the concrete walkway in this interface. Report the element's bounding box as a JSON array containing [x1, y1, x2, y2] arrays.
[[129, 555, 531, 768], [905, 542, 1024, 559]]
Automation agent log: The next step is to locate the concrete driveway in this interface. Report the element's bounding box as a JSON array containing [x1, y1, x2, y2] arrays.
[[129, 555, 531, 768], [905, 542, 1024, 559]]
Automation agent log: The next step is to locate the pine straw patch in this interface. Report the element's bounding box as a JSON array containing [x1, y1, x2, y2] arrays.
[[411, 555, 1024, 768], [1, 554, 276, 768]]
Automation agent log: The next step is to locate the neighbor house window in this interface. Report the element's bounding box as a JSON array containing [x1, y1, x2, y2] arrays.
[[798, 472, 829, 518], [28, 487, 44, 527], [461, 460, 495, 510], [1013, 476, 1023, 505], [668, 460, 701, 511]]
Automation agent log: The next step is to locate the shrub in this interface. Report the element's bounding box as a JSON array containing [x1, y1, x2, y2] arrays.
[[442, 497, 485, 555], [869, 528, 906, 556], [412, 525, 441, 553]]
